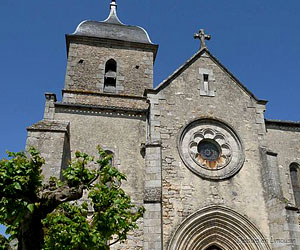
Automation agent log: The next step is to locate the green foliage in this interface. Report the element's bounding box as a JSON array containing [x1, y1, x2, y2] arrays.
[[0, 146, 144, 249], [42, 147, 144, 249], [0, 234, 10, 250], [63, 151, 96, 188], [42, 202, 106, 250], [90, 147, 144, 244], [0, 148, 44, 238]]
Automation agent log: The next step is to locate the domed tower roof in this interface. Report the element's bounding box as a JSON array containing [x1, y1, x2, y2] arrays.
[[73, 0, 153, 44]]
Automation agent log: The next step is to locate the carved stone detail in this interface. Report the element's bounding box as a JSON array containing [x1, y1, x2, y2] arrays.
[[144, 187, 162, 202], [178, 118, 244, 180]]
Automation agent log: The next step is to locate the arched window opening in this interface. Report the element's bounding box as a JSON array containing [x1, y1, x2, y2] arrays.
[[104, 59, 117, 93], [105, 150, 114, 166], [290, 163, 300, 208], [206, 246, 222, 250]]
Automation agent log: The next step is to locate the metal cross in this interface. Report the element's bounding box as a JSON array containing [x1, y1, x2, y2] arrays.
[[194, 29, 211, 49]]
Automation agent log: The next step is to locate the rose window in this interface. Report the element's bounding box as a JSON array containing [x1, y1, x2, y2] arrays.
[[178, 119, 244, 180], [188, 129, 232, 170]]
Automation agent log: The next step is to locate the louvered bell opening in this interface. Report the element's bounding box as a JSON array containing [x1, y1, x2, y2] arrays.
[[104, 71, 117, 93], [105, 70, 117, 79], [104, 59, 117, 93]]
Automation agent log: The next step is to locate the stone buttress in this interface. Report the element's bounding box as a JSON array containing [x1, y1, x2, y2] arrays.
[[25, 1, 300, 249]]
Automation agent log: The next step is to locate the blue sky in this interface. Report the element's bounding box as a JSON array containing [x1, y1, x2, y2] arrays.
[[0, 0, 300, 237]]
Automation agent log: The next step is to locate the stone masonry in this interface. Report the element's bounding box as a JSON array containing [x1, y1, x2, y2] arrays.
[[25, 1, 300, 249]]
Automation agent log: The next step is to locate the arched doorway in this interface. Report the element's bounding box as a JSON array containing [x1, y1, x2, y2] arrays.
[[167, 205, 271, 250]]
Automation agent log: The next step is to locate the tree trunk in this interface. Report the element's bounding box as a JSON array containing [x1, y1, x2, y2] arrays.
[[17, 212, 43, 250], [16, 185, 84, 249]]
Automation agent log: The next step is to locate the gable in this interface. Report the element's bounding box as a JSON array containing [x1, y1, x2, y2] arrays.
[[145, 49, 272, 244], [146, 48, 267, 106]]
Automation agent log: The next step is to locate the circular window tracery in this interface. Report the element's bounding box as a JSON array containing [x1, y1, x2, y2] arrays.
[[178, 119, 244, 180], [189, 129, 232, 171]]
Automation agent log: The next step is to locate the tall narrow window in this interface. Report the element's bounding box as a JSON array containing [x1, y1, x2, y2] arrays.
[[104, 59, 117, 92], [203, 74, 209, 93], [290, 163, 300, 207], [199, 68, 215, 97]]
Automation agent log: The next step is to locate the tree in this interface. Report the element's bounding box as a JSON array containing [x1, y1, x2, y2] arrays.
[[0, 234, 11, 250], [0, 147, 144, 250]]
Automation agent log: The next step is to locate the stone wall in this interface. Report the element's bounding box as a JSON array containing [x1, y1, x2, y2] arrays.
[[54, 108, 147, 249], [64, 41, 153, 97], [264, 125, 300, 249], [62, 90, 148, 111], [26, 120, 70, 180], [265, 125, 300, 204], [148, 52, 272, 249], [24, 24, 300, 248]]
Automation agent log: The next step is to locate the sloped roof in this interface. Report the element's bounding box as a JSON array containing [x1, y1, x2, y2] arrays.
[[72, 1, 153, 45], [145, 48, 267, 104], [27, 120, 70, 133], [265, 119, 300, 131]]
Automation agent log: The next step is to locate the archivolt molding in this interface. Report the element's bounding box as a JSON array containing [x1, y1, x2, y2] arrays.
[[167, 205, 271, 250]]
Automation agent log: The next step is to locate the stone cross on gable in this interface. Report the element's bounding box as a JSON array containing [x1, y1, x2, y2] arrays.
[[194, 29, 211, 49]]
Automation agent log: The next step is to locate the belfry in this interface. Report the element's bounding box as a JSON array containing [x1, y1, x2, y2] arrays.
[[26, 1, 300, 249]]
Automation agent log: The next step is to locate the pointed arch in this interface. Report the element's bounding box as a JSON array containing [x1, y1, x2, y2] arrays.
[[167, 205, 271, 250], [104, 58, 117, 92], [105, 149, 114, 166], [205, 245, 223, 250], [290, 162, 300, 207]]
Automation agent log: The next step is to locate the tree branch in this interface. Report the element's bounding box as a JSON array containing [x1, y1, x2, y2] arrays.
[[38, 184, 84, 218], [109, 237, 120, 246], [88, 173, 99, 187]]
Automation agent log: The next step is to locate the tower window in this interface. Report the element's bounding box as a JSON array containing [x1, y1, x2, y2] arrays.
[[290, 163, 300, 208], [104, 59, 117, 93]]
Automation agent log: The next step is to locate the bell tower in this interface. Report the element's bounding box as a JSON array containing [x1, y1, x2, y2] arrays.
[[63, 0, 158, 102]]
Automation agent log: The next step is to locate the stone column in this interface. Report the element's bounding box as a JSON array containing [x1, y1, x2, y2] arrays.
[[260, 148, 300, 249], [143, 142, 162, 250]]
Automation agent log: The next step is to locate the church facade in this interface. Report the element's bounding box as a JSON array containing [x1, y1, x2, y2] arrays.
[[25, 1, 300, 249]]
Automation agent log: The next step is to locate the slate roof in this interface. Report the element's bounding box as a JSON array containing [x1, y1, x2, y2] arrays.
[[265, 119, 300, 131], [73, 1, 152, 44]]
